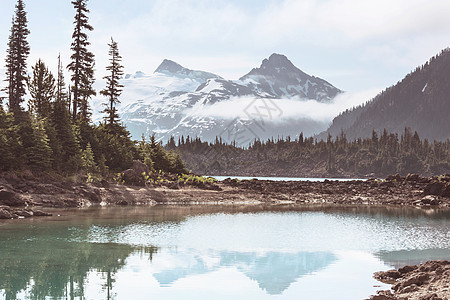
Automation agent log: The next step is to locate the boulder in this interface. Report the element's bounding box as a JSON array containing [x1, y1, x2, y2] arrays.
[[442, 184, 450, 198], [33, 210, 52, 217], [121, 169, 144, 186], [132, 160, 150, 176], [0, 186, 25, 207], [15, 209, 33, 218], [424, 181, 445, 196], [0, 208, 14, 219], [406, 173, 420, 182], [386, 174, 403, 181]]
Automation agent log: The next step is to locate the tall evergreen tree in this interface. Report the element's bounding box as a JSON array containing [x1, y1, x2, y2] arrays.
[[27, 118, 53, 170], [4, 0, 30, 113], [51, 55, 81, 172], [27, 59, 55, 119], [56, 54, 69, 109], [67, 0, 95, 122], [100, 37, 124, 129]]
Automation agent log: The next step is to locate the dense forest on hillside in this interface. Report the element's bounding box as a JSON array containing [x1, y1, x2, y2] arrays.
[[0, 0, 186, 180], [171, 129, 450, 178], [322, 48, 450, 141]]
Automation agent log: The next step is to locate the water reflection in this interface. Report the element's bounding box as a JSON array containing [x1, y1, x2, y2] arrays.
[[153, 249, 336, 295], [0, 236, 157, 299], [0, 237, 336, 298], [376, 249, 450, 269], [0, 205, 449, 299]]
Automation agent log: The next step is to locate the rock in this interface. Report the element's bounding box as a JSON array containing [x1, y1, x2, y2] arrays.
[[78, 189, 101, 202], [394, 273, 429, 291], [441, 184, 450, 198], [406, 173, 420, 182], [167, 181, 180, 190], [33, 210, 52, 217], [101, 180, 110, 188], [116, 199, 128, 206], [15, 209, 33, 218], [386, 174, 403, 181], [132, 160, 150, 176], [420, 195, 439, 206], [0, 186, 25, 207], [424, 181, 445, 196], [399, 284, 419, 294], [0, 208, 14, 219], [399, 265, 418, 274], [121, 169, 145, 186]]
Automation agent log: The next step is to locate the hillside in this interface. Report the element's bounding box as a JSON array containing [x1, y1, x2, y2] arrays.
[[321, 48, 450, 141]]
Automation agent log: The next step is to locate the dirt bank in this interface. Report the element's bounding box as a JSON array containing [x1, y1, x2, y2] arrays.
[[370, 260, 450, 300]]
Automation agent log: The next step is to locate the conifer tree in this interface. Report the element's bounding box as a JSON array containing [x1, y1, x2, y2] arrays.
[[67, 0, 95, 122], [52, 55, 81, 172], [0, 107, 20, 171], [27, 118, 53, 170], [100, 37, 124, 130], [4, 0, 30, 113], [81, 142, 97, 173], [27, 59, 55, 119], [56, 54, 69, 109]]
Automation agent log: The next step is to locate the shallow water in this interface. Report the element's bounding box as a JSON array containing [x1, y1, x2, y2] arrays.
[[0, 205, 449, 300]]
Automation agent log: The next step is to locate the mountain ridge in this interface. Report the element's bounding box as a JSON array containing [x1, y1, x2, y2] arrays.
[[318, 48, 450, 141], [112, 53, 342, 141]]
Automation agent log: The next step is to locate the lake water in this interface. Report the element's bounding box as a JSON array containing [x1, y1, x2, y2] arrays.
[[210, 176, 367, 182], [0, 205, 449, 300]]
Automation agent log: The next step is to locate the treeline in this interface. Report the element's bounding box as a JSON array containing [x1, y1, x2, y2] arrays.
[[0, 0, 186, 178], [171, 129, 450, 177]]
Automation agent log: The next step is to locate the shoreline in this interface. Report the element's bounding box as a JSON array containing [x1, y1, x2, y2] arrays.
[[1, 174, 449, 219]]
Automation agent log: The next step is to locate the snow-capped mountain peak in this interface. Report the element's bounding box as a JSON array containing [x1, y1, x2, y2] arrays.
[[240, 53, 341, 101], [154, 59, 222, 81], [93, 54, 343, 142]]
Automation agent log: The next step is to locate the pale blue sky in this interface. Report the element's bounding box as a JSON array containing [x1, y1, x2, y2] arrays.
[[1, 0, 450, 94]]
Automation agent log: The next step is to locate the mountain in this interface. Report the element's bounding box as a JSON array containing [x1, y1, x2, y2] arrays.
[[154, 59, 222, 81], [103, 54, 342, 142], [240, 53, 341, 101], [319, 49, 450, 141]]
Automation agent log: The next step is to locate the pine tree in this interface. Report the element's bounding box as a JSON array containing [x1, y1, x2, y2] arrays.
[[4, 0, 30, 113], [56, 54, 69, 109], [27, 118, 53, 170], [0, 107, 21, 171], [27, 59, 55, 119], [67, 0, 95, 122], [100, 37, 124, 130], [81, 142, 97, 173], [52, 55, 81, 173]]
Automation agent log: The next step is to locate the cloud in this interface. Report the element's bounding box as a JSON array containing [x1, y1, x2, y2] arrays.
[[187, 88, 382, 124]]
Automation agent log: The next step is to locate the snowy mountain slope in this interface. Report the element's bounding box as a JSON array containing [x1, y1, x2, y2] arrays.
[[240, 54, 342, 101], [93, 54, 342, 142]]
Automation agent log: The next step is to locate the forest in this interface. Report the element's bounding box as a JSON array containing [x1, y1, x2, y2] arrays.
[[2, 0, 449, 181], [0, 0, 186, 180], [172, 129, 450, 177]]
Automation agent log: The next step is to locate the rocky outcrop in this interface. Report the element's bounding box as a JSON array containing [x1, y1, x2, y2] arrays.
[[0, 206, 52, 219], [371, 261, 450, 300], [0, 186, 25, 206]]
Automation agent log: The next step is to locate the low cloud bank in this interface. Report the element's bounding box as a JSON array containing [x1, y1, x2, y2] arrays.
[[187, 88, 382, 124]]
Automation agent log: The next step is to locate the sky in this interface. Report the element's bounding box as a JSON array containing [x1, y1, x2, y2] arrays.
[[1, 0, 450, 95]]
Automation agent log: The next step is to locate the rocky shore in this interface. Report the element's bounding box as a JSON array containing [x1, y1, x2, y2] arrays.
[[370, 260, 450, 300], [1, 172, 449, 219]]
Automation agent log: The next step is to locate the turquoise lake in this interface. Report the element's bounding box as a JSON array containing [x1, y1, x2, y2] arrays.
[[0, 205, 449, 299]]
